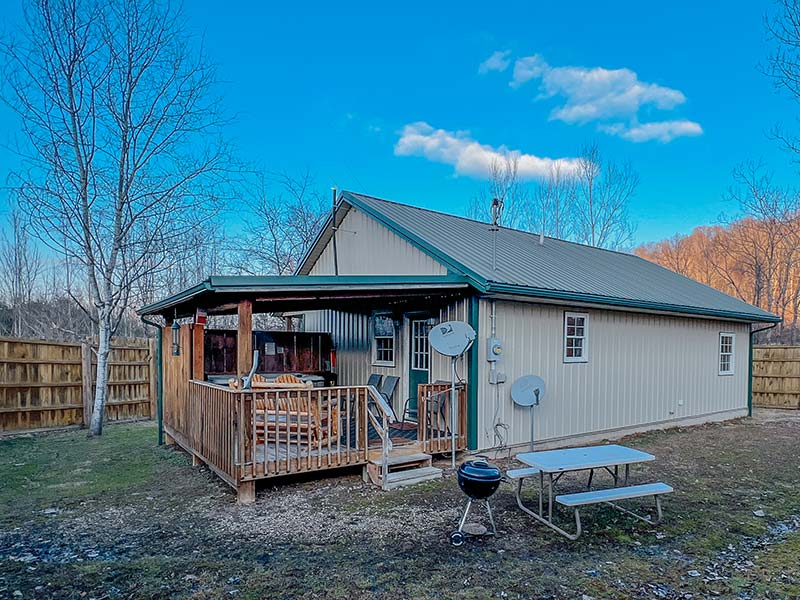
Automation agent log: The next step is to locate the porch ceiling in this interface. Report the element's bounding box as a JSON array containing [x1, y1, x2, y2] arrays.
[[137, 274, 472, 319]]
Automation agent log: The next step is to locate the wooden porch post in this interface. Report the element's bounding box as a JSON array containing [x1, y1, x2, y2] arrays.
[[237, 480, 256, 504], [191, 323, 205, 381], [237, 300, 253, 380]]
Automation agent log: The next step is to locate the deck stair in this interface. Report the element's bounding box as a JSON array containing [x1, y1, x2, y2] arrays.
[[365, 451, 442, 490]]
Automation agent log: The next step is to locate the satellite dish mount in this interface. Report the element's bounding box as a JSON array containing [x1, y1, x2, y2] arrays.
[[511, 375, 546, 451], [428, 321, 477, 468]]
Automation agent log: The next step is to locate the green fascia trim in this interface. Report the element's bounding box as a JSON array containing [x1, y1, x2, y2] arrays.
[[341, 191, 489, 291], [207, 274, 470, 289], [484, 283, 782, 324], [137, 280, 212, 315], [294, 208, 339, 276], [467, 295, 480, 450]]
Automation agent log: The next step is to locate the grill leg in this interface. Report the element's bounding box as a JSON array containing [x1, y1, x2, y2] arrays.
[[458, 499, 473, 533], [485, 499, 497, 535], [587, 468, 594, 490]]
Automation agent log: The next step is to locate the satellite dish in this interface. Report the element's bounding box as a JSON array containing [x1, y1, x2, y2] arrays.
[[511, 375, 546, 407], [428, 321, 476, 357]]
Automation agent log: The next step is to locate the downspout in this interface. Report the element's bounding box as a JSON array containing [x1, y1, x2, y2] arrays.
[[748, 322, 778, 417], [141, 315, 164, 445]]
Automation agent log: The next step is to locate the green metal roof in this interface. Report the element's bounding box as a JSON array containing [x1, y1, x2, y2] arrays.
[[137, 274, 470, 316], [297, 191, 780, 324]]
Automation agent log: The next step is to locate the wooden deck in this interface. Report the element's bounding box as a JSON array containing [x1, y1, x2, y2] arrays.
[[161, 378, 466, 502]]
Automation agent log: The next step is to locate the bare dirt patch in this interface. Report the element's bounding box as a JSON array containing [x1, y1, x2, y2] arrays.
[[1, 412, 799, 599]]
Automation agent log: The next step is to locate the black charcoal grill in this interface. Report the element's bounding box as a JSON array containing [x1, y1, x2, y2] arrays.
[[450, 459, 502, 546]]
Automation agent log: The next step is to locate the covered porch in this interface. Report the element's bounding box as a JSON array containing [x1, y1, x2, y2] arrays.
[[139, 275, 476, 503]]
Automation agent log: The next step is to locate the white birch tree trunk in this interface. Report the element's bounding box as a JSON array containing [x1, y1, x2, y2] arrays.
[[89, 308, 112, 436]]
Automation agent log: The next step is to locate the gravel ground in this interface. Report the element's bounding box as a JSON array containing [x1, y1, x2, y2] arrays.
[[0, 410, 799, 599]]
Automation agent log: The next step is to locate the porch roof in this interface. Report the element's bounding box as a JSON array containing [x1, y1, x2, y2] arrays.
[[137, 274, 471, 319]]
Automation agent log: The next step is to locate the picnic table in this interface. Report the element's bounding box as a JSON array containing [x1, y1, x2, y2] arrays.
[[510, 444, 657, 539]]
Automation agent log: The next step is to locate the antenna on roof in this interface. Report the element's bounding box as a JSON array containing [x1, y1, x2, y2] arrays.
[[490, 197, 502, 230], [490, 198, 501, 272]]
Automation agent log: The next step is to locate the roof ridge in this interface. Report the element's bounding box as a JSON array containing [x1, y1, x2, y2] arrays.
[[343, 190, 640, 259]]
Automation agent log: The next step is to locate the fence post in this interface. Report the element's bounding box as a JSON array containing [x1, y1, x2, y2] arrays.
[[81, 342, 93, 428]]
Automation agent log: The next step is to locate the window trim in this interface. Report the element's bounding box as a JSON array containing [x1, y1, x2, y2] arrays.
[[563, 311, 589, 364], [371, 313, 396, 367], [410, 318, 431, 372], [718, 332, 735, 376]]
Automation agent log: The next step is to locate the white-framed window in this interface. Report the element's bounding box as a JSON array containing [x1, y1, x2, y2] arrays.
[[563, 312, 588, 363], [411, 319, 430, 372], [719, 332, 735, 375], [372, 313, 396, 367]]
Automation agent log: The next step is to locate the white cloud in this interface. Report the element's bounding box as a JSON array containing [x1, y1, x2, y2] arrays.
[[511, 54, 686, 123], [510, 55, 548, 88], [601, 120, 704, 143], [478, 50, 512, 74], [503, 53, 701, 142], [394, 122, 579, 180]]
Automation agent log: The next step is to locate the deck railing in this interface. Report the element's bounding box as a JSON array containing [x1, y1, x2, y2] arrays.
[[184, 382, 395, 486], [417, 382, 467, 454], [187, 382, 239, 486]]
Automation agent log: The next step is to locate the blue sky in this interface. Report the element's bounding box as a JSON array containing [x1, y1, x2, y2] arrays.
[[1, 0, 797, 244]]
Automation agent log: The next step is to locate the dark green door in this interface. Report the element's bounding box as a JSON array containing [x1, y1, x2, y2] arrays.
[[408, 319, 430, 416]]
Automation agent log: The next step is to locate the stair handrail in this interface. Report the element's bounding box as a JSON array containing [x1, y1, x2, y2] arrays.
[[366, 384, 395, 489]]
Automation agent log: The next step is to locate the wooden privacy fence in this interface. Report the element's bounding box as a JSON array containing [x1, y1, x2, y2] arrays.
[[752, 345, 800, 409], [0, 336, 156, 433]]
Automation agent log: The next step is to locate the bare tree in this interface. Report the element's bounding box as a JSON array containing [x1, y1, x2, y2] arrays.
[[2, 0, 230, 435], [766, 0, 800, 157], [725, 161, 800, 335], [0, 206, 43, 336], [467, 155, 529, 228], [237, 171, 327, 275], [531, 162, 575, 239], [572, 142, 638, 249]]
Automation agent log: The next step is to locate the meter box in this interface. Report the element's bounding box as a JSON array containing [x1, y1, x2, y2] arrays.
[[487, 337, 504, 362]]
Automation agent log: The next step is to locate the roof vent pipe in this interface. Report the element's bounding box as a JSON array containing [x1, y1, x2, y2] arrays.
[[331, 187, 339, 276]]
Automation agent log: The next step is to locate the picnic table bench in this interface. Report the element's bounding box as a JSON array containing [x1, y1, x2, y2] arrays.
[[511, 444, 672, 540]]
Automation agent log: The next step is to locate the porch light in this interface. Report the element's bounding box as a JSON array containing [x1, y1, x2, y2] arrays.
[[171, 320, 181, 356]]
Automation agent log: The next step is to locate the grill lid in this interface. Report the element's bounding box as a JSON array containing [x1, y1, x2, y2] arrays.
[[458, 459, 502, 482]]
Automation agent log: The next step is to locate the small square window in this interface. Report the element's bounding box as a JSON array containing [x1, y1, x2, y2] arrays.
[[719, 333, 735, 375], [372, 314, 395, 367], [564, 312, 588, 363]]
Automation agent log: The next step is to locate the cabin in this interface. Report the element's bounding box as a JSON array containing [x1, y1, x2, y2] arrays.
[[138, 191, 779, 503]]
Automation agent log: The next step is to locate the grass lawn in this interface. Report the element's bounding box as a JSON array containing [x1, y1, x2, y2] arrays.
[[1, 411, 799, 599]]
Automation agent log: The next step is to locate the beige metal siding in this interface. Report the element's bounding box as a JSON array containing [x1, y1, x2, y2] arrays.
[[309, 208, 447, 276], [476, 299, 750, 450], [304, 298, 469, 415]]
